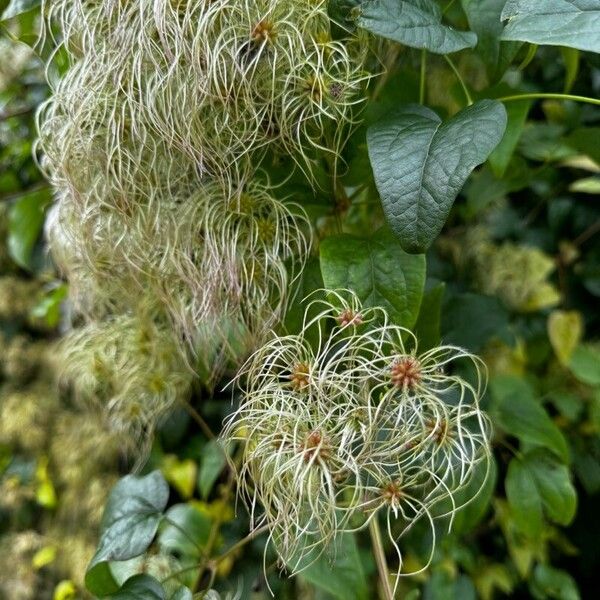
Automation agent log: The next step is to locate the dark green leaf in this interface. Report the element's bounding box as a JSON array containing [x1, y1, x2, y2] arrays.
[[358, 0, 477, 54], [488, 98, 532, 177], [8, 188, 51, 270], [505, 456, 544, 537], [501, 0, 600, 53], [490, 376, 570, 462], [198, 440, 228, 499], [414, 282, 445, 351], [367, 101, 507, 253], [506, 450, 577, 536], [86, 471, 169, 597], [109, 575, 166, 600], [530, 564, 580, 600], [561, 47, 580, 93], [159, 504, 212, 560], [284, 257, 325, 335], [527, 452, 577, 526], [569, 345, 600, 386], [452, 456, 498, 535], [425, 571, 477, 600], [299, 533, 369, 600], [328, 0, 362, 33], [170, 588, 193, 600], [442, 293, 511, 352], [566, 127, 600, 165], [518, 124, 575, 162], [461, 0, 522, 80], [320, 226, 426, 328]]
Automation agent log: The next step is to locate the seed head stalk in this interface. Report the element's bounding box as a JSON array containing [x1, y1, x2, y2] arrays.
[[370, 517, 394, 600]]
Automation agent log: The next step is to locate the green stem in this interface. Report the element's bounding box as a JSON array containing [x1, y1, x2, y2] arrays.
[[419, 49, 427, 105], [369, 517, 394, 600], [497, 92, 600, 107], [213, 522, 272, 566], [443, 55, 472, 106], [184, 400, 216, 440]]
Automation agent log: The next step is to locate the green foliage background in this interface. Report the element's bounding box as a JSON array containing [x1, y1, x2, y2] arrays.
[[1, 1, 599, 599]]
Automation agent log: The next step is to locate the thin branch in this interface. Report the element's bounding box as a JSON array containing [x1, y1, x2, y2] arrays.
[[369, 517, 394, 600]]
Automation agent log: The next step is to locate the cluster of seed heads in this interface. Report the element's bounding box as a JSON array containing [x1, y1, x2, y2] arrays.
[[37, 1, 370, 428], [222, 291, 492, 586]]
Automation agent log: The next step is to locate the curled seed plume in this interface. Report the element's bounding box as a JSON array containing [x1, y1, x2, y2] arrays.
[[222, 291, 492, 590]]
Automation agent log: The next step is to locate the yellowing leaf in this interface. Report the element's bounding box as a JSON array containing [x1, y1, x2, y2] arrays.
[[548, 311, 583, 366], [522, 282, 561, 312], [474, 564, 514, 600], [569, 176, 600, 194], [190, 499, 235, 523], [35, 457, 57, 509], [53, 580, 77, 600], [32, 546, 56, 569], [162, 455, 197, 499], [560, 155, 600, 173]]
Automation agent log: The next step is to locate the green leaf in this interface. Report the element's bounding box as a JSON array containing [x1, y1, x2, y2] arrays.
[[507, 450, 577, 537], [109, 575, 166, 600], [198, 440, 228, 499], [86, 471, 169, 597], [414, 282, 445, 351], [505, 456, 544, 537], [530, 564, 580, 600], [320, 226, 426, 328], [358, 0, 477, 54], [528, 451, 577, 525], [568, 345, 600, 386], [452, 456, 498, 535], [442, 293, 511, 352], [284, 257, 325, 336], [8, 188, 51, 270], [170, 588, 193, 600], [488, 98, 532, 177], [30, 284, 68, 329], [490, 376, 569, 462], [547, 310, 583, 367], [425, 572, 477, 600], [501, 0, 600, 53], [299, 533, 369, 600], [561, 47, 580, 93], [0, 0, 39, 20], [461, 0, 522, 80], [565, 127, 600, 165], [328, 0, 362, 33], [159, 504, 212, 560], [367, 101, 507, 253]]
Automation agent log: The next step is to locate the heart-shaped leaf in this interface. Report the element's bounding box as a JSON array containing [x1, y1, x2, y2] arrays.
[[501, 0, 600, 53], [320, 226, 426, 328], [110, 575, 166, 600], [367, 100, 507, 253], [358, 0, 477, 54], [86, 471, 169, 597]]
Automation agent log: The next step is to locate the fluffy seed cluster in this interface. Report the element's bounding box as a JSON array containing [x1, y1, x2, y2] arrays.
[[38, 1, 369, 426], [442, 228, 561, 313], [222, 292, 492, 579]]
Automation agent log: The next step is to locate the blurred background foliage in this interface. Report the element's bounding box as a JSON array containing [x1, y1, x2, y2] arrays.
[[1, 1, 599, 599]]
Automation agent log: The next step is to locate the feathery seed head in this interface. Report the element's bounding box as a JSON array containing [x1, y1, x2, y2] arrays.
[[222, 290, 492, 579]]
